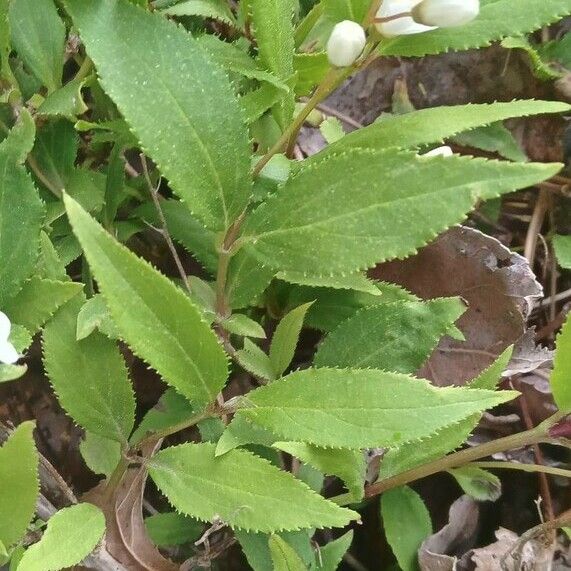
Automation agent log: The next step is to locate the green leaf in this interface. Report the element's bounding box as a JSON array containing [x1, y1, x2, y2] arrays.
[[42, 296, 136, 444], [64, 194, 228, 407], [320, 117, 345, 144], [316, 531, 353, 571], [269, 535, 308, 571], [322, 0, 369, 23], [551, 315, 571, 412], [277, 271, 381, 296], [270, 302, 313, 378], [379, 0, 571, 57], [0, 422, 39, 550], [148, 442, 358, 533], [235, 339, 275, 382], [381, 486, 431, 571], [227, 250, 276, 309], [79, 432, 121, 477], [273, 442, 365, 501], [76, 294, 119, 340], [235, 368, 518, 449], [468, 347, 513, 390], [9, 0, 65, 92], [501, 37, 562, 81], [221, 314, 266, 339], [240, 149, 560, 275], [1, 108, 35, 164], [447, 466, 501, 502], [3, 278, 82, 334], [130, 388, 195, 445], [0, 364, 28, 383], [236, 530, 314, 571], [66, 0, 252, 231], [554, 235, 571, 269], [311, 101, 570, 159], [36, 232, 68, 282], [453, 122, 528, 162], [160, 0, 236, 24], [37, 78, 89, 120], [17, 503, 105, 571], [314, 298, 465, 374], [216, 414, 278, 456], [293, 52, 329, 96], [241, 84, 284, 124], [0, 114, 44, 307], [144, 512, 203, 547], [250, 0, 296, 129]]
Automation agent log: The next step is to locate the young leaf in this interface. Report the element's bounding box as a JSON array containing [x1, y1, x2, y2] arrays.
[[235, 368, 518, 449], [79, 432, 121, 477], [241, 84, 283, 124], [277, 271, 381, 296], [235, 339, 276, 382], [42, 296, 136, 444], [554, 235, 571, 269], [269, 535, 308, 571], [0, 422, 39, 550], [236, 530, 315, 571], [37, 78, 89, 120], [17, 503, 106, 571], [316, 530, 354, 571], [216, 412, 278, 457], [0, 363, 28, 383], [37, 232, 68, 282], [240, 149, 561, 275], [3, 278, 82, 334], [550, 315, 571, 412], [270, 302, 313, 378], [8, 0, 65, 92], [380, 0, 571, 57], [65, 0, 252, 231], [144, 512, 203, 547], [64, 194, 228, 407], [250, 0, 296, 128], [273, 442, 365, 501], [447, 466, 501, 502], [310, 101, 570, 161], [221, 314, 266, 339], [0, 115, 45, 307], [468, 347, 513, 390], [314, 298, 465, 374], [130, 388, 195, 445], [160, 0, 235, 24], [76, 294, 119, 341], [381, 486, 432, 571], [227, 250, 276, 309], [148, 442, 359, 533]]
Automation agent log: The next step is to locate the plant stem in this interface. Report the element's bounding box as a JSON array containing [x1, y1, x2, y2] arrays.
[[363, 0, 383, 27], [104, 455, 129, 499], [468, 461, 571, 479]]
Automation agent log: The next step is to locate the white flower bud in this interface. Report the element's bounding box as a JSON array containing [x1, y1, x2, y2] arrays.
[[326, 20, 367, 67], [412, 0, 480, 28], [422, 145, 454, 157], [0, 311, 19, 365], [375, 0, 436, 37]]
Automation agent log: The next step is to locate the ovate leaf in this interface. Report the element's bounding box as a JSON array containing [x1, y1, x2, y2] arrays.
[[380, 0, 571, 57], [554, 235, 571, 269], [0, 422, 39, 550], [80, 432, 121, 477], [75, 294, 119, 340], [0, 114, 44, 306], [381, 486, 431, 571], [43, 296, 136, 444], [314, 298, 465, 373], [66, 0, 251, 231], [269, 535, 308, 571], [17, 503, 105, 571], [3, 278, 82, 334], [551, 315, 571, 412], [270, 302, 313, 378], [148, 442, 358, 532], [9, 0, 65, 92], [236, 368, 517, 449], [273, 442, 365, 501], [240, 149, 560, 275], [447, 466, 501, 502], [64, 195, 228, 407]]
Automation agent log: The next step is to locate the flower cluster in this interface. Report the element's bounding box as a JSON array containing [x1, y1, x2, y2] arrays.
[[326, 0, 480, 67]]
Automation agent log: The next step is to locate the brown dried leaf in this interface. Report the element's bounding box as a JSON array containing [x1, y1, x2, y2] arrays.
[[83, 442, 177, 571], [372, 226, 542, 386], [419, 495, 479, 571]]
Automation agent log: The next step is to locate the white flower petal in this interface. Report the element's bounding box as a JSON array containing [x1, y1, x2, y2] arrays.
[[0, 311, 11, 342], [375, 0, 435, 37], [0, 340, 19, 365], [413, 0, 480, 28], [422, 145, 454, 158], [327, 20, 367, 67]]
